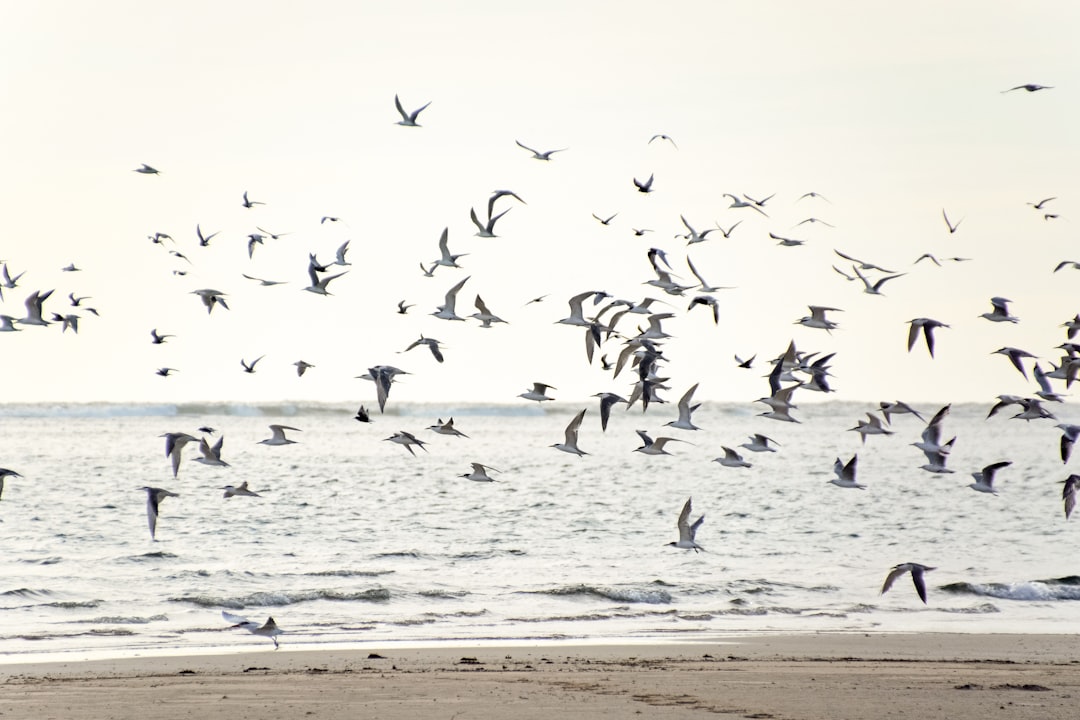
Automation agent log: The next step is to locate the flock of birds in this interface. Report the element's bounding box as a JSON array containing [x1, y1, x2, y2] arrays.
[[1, 85, 1075, 648]]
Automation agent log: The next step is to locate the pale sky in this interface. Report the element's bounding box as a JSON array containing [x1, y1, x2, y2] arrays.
[[1, 2, 1077, 406]]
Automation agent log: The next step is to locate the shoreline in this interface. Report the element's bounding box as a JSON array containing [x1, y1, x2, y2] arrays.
[[4, 633, 1079, 720]]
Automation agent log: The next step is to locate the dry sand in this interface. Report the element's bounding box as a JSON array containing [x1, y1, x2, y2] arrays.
[[3, 633, 1079, 719]]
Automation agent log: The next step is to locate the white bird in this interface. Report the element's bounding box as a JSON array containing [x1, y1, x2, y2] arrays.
[[678, 215, 715, 245], [432, 276, 470, 321], [428, 417, 468, 438], [191, 289, 229, 314], [551, 408, 588, 456], [879, 401, 925, 424], [394, 94, 430, 126], [633, 173, 654, 193], [633, 430, 685, 456], [851, 265, 906, 295], [714, 446, 751, 468], [519, 382, 556, 402], [849, 412, 893, 444], [470, 295, 507, 328], [969, 460, 1011, 494], [942, 209, 962, 234], [222, 481, 261, 498], [134, 163, 160, 174], [881, 563, 935, 604], [364, 365, 409, 413], [592, 392, 628, 431], [907, 318, 949, 358], [992, 346, 1037, 380], [141, 486, 179, 541], [18, 289, 54, 326], [980, 297, 1019, 323], [242, 274, 287, 287], [649, 133, 678, 149], [304, 263, 348, 295], [830, 455, 865, 489], [461, 462, 500, 482], [161, 432, 197, 478], [469, 206, 511, 238], [796, 305, 841, 332], [433, 227, 467, 268], [1057, 424, 1080, 464], [332, 240, 351, 266], [1063, 475, 1079, 520], [294, 360, 315, 377], [515, 139, 566, 160], [0, 467, 23, 501], [740, 433, 779, 453], [222, 611, 283, 649], [258, 425, 301, 446], [666, 497, 704, 552], [241, 191, 264, 208], [194, 436, 229, 467], [723, 193, 768, 216], [403, 335, 445, 363], [664, 383, 702, 431], [385, 430, 428, 456]]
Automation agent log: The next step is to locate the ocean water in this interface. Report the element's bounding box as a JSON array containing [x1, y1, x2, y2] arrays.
[[0, 399, 1076, 661]]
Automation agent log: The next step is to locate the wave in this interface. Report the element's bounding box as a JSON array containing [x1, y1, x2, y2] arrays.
[[170, 588, 392, 608], [305, 569, 396, 578], [73, 614, 169, 624], [941, 578, 1080, 601], [525, 584, 672, 604]]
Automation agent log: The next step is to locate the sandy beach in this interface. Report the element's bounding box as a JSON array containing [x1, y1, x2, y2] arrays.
[[3, 634, 1078, 719]]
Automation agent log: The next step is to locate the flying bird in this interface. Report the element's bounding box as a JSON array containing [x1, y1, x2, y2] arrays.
[[551, 408, 588, 456], [141, 486, 179, 541], [241, 191, 264, 208], [1002, 84, 1053, 93], [240, 355, 265, 374], [0, 468, 22, 501], [222, 611, 282, 649], [980, 297, 1019, 323], [666, 497, 704, 552], [258, 425, 301, 446], [222, 481, 261, 498], [942, 209, 962, 233], [968, 461, 1011, 494], [394, 94, 431, 126], [907, 318, 949, 358], [633, 173, 655, 193], [648, 134, 678, 149], [881, 563, 935, 604], [515, 140, 566, 160]]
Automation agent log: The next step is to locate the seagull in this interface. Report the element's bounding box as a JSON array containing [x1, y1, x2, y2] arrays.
[[1063, 475, 1079, 520], [1034, 363, 1065, 402], [222, 612, 282, 649], [1002, 84, 1053, 93], [649, 134, 678, 149], [470, 295, 508, 328], [433, 227, 467, 268], [992, 346, 1037, 379], [385, 430, 428, 456], [242, 274, 288, 286], [942, 209, 962, 234], [632, 228, 652, 236], [849, 413, 893, 444], [364, 365, 409, 413], [332, 240, 351, 266], [735, 354, 756, 369], [723, 193, 768, 217], [686, 256, 731, 294], [258, 425, 301, 446], [141, 486, 179, 541], [222, 481, 260, 498], [194, 436, 229, 467], [830, 454, 865, 489], [907, 318, 949, 358], [241, 191, 264, 208], [0, 468, 22, 501], [432, 276, 470, 321], [633, 430, 686, 456], [354, 405, 371, 423], [794, 217, 835, 228], [1054, 261, 1080, 273], [461, 462, 500, 482], [677, 215, 715, 245], [134, 163, 160, 175], [487, 189, 526, 219], [394, 94, 430, 126], [796, 305, 841, 332], [293, 360, 315, 377], [879, 401, 925, 424], [161, 432, 197, 478], [403, 335, 445, 363], [246, 233, 267, 259], [520, 382, 556, 402], [428, 418, 468, 438], [1057, 424, 1080, 463], [592, 212, 618, 226], [713, 446, 751, 468], [633, 173, 655, 193], [191, 289, 229, 314], [257, 226, 290, 241], [834, 249, 897, 274], [980, 297, 1019, 323], [18, 289, 54, 326], [155, 367, 179, 377], [769, 232, 805, 247], [740, 433, 779, 453], [470, 206, 511, 238], [666, 497, 705, 552], [852, 265, 906, 295], [593, 392, 628, 431], [240, 355, 265, 374], [664, 383, 702, 431], [551, 409, 588, 456], [881, 563, 935, 604], [1028, 197, 1056, 209], [304, 263, 348, 295], [0, 315, 19, 332], [515, 140, 566, 160], [397, 300, 414, 315], [797, 191, 831, 203], [969, 461, 1011, 494]]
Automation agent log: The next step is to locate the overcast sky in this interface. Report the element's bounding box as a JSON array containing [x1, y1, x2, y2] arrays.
[[1, 2, 1077, 406]]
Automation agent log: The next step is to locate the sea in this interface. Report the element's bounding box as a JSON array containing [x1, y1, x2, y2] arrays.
[[1, 399, 1077, 662]]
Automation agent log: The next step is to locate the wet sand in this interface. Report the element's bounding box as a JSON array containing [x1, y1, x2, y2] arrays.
[[3, 633, 1079, 719]]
